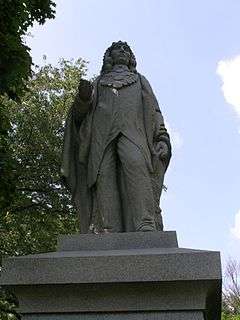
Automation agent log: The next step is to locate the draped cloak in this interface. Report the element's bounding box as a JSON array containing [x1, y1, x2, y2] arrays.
[[61, 73, 171, 233]]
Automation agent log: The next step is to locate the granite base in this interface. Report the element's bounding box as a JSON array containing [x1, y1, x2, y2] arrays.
[[0, 231, 221, 320]]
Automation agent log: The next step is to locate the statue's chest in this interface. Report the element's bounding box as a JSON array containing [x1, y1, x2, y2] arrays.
[[98, 79, 142, 110], [99, 71, 138, 89]]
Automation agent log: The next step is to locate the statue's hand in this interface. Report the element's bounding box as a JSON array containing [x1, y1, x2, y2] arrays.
[[157, 141, 169, 160], [78, 79, 93, 101]]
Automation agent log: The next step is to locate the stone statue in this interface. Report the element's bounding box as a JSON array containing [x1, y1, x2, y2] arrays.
[[61, 41, 171, 233]]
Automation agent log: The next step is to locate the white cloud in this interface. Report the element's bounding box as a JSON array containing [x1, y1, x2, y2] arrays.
[[217, 55, 240, 118], [231, 209, 240, 240], [165, 121, 183, 150]]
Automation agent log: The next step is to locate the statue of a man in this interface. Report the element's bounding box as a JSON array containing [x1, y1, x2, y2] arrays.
[[61, 41, 171, 233]]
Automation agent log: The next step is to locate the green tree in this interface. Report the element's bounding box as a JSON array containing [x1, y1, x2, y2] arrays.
[[222, 258, 240, 320], [0, 0, 56, 98], [222, 314, 240, 320], [0, 0, 56, 212], [0, 289, 20, 320], [0, 58, 88, 258], [0, 100, 16, 209]]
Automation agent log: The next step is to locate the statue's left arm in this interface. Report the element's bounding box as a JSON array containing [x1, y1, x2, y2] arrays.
[[140, 74, 171, 171], [153, 108, 172, 171]]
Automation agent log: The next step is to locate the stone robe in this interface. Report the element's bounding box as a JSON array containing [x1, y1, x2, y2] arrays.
[[61, 73, 171, 233]]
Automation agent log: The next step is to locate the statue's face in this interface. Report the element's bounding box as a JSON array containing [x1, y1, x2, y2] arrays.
[[111, 43, 131, 66]]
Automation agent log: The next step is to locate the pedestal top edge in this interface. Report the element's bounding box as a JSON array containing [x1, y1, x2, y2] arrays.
[[57, 231, 178, 251]]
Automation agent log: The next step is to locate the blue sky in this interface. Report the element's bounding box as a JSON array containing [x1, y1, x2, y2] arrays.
[[27, 0, 240, 262]]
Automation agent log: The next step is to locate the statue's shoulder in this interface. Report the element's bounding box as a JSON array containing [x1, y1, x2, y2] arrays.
[[138, 73, 159, 110], [138, 73, 152, 93], [138, 73, 147, 82]]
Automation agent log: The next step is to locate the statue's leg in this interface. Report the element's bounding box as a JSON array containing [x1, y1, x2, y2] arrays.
[[96, 139, 123, 232], [117, 135, 156, 232]]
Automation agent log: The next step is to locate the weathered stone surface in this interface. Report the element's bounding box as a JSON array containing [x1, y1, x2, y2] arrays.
[[10, 281, 218, 314], [0, 232, 221, 319], [1, 247, 220, 285], [58, 231, 178, 251], [22, 311, 204, 320]]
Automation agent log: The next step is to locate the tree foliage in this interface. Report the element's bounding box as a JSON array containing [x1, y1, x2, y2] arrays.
[[222, 258, 240, 316], [0, 99, 16, 209], [0, 58, 88, 258], [0, 289, 20, 320], [0, 0, 56, 218], [222, 314, 240, 320], [0, 0, 56, 98]]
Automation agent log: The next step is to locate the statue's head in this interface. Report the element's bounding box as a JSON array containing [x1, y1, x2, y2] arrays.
[[101, 41, 137, 74]]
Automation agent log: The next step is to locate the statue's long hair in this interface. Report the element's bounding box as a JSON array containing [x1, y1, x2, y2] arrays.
[[101, 41, 137, 75]]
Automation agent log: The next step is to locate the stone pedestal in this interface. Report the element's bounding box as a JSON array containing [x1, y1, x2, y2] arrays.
[[0, 231, 221, 319]]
